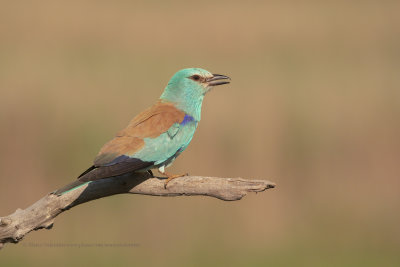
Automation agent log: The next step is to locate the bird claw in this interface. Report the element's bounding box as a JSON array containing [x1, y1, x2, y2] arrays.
[[163, 173, 189, 189]]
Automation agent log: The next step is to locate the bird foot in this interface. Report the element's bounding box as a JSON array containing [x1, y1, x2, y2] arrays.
[[163, 173, 188, 189]]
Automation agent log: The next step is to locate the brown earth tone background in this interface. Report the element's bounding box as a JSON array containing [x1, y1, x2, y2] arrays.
[[1, 0, 399, 266]]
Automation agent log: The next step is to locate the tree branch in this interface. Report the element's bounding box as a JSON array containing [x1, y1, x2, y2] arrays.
[[0, 172, 275, 249]]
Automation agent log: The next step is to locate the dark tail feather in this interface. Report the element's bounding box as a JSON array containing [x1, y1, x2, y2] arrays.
[[53, 179, 90, 196], [78, 165, 96, 178]]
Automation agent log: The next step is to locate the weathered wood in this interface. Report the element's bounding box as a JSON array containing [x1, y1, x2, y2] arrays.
[[0, 172, 275, 249]]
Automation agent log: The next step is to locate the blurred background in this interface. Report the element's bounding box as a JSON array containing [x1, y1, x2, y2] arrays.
[[1, 0, 399, 266]]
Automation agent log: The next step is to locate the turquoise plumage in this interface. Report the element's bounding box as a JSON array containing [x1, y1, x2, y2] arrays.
[[54, 68, 230, 195]]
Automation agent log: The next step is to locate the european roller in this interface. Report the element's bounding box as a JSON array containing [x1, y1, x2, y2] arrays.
[[54, 68, 230, 195]]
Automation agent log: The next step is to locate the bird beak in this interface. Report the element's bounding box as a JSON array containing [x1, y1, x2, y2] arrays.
[[207, 74, 231, 86]]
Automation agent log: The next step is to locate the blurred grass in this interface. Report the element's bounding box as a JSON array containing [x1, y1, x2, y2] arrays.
[[1, 0, 400, 266]]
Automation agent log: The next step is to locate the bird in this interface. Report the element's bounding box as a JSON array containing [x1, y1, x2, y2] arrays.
[[54, 68, 230, 195]]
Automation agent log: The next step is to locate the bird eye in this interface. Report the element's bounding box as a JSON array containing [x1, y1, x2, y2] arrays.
[[191, 75, 201, 81]]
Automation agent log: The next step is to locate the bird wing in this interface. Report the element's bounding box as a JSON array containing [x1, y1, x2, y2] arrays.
[[78, 101, 185, 182]]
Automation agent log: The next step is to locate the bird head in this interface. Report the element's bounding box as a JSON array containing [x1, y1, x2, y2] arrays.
[[160, 68, 230, 120], [165, 68, 230, 94]]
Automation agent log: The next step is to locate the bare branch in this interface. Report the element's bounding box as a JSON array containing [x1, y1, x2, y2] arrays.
[[0, 172, 275, 249]]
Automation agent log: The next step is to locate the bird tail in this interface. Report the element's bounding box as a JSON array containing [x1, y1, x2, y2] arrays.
[[52, 179, 90, 196]]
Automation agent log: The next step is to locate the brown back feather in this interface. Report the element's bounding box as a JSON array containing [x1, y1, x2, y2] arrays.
[[94, 101, 185, 167]]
